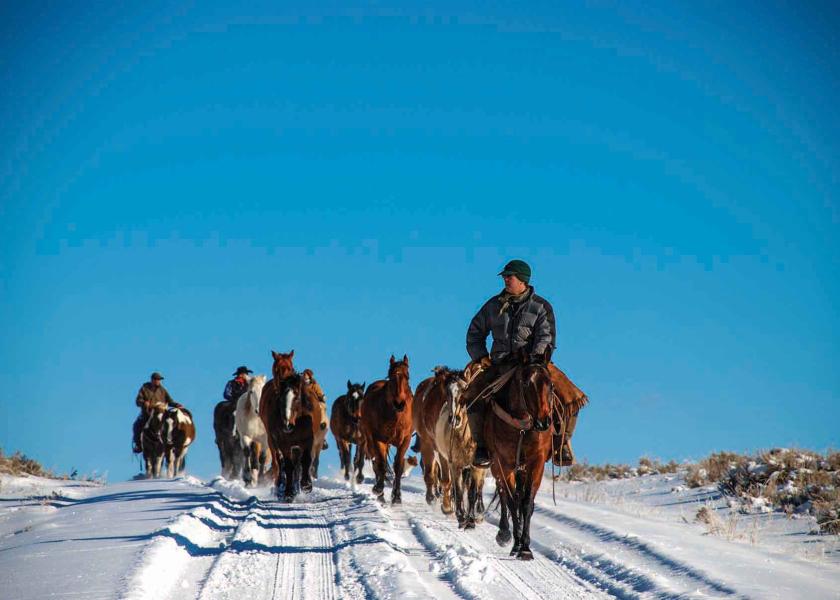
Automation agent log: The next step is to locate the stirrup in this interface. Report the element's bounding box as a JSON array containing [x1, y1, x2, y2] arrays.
[[473, 447, 491, 468]]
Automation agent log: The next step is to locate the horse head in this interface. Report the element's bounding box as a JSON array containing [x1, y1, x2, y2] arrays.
[[388, 354, 412, 412], [434, 367, 468, 429], [513, 347, 554, 432], [248, 375, 267, 415], [346, 380, 365, 424], [271, 349, 295, 381], [277, 373, 313, 433]]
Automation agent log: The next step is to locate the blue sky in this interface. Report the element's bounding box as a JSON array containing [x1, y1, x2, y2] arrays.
[[1, 2, 837, 482]]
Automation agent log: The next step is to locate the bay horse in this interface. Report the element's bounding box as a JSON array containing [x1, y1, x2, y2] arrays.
[[163, 406, 195, 478], [213, 398, 243, 479], [330, 381, 366, 482], [235, 375, 269, 486], [262, 373, 318, 501], [486, 348, 554, 560], [302, 368, 329, 479], [359, 355, 413, 504], [141, 406, 167, 478], [259, 350, 296, 481], [413, 372, 445, 508]]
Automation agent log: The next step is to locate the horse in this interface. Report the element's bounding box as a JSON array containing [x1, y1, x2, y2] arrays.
[[359, 355, 414, 504], [302, 368, 329, 479], [330, 380, 366, 482], [141, 406, 167, 478], [235, 375, 269, 486], [213, 398, 243, 479], [486, 348, 555, 560], [262, 373, 318, 501], [163, 406, 195, 478], [429, 367, 487, 529], [413, 372, 445, 507], [260, 350, 296, 481]]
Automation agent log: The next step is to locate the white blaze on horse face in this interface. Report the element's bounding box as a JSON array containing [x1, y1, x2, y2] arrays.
[[284, 389, 295, 423]]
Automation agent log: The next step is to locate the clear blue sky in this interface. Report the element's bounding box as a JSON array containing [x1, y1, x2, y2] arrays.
[[1, 2, 837, 482]]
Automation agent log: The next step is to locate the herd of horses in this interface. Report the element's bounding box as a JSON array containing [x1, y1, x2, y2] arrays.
[[211, 346, 568, 560]]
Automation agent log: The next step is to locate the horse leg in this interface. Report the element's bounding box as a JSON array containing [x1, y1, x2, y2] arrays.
[[154, 453, 164, 479], [283, 454, 297, 501], [453, 466, 466, 527], [438, 454, 454, 515], [496, 484, 512, 546], [274, 450, 285, 500], [353, 442, 366, 484], [391, 438, 410, 505], [509, 473, 524, 556], [465, 469, 478, 529], [166, 447, 175, 478], [370, 441, 387, 498], [474, 469, 487, 523], [421, 440, 437, 504], [301, 446, 314, 493], [517, 482, 536, 561]]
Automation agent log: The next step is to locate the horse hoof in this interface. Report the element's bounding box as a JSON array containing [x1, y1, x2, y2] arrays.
[[517, 549, 534, 561], [356, 474, 365, 484], [391, 496, 401, 506], [344, 474, 350, 481], [509, 545, 520, 557], [441, 505, 454, 515], [496, 530, 511, 546], [302, 484, 313, 493], [457, 519, 466, 529], [465, 521, 476, 530], [425, 494, 435, 505]]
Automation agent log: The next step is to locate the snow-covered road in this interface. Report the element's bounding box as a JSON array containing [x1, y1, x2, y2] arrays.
[[1, 474, 838, 599]]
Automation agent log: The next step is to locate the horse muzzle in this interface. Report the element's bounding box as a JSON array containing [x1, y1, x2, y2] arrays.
[[534, 416, 551, 432]]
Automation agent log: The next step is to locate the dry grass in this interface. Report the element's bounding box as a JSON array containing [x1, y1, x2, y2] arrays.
[[561, 456, 680, 482], [686, 448, 839, 535], [0, 448, 53, 478]]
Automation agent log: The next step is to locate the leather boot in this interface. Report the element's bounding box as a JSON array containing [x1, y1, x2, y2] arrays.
[[473, 446, 491, 468], [552, 412, 578, 467]]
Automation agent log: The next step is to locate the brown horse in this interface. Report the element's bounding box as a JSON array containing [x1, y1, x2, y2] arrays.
[[262, 373, 318, 500], [486, 348, 554, 560], [302, 368, 329, 479], [330, 380, 366, 482], [260, 350, 296, 481], [413, 372, 446, 508], [359, 355, 413, 504]]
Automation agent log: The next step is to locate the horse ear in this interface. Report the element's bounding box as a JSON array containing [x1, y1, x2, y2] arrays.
[[289, 349, 295, 358], [402, 354, 409, 366], [390, 355, 396, 365], [347, 380, 352, 390], [543, 346, 553, 365], [362, 381, 366, 390], [272, 350, 278, 359]]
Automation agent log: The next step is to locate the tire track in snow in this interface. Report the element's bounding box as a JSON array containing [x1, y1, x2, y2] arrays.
[[528, 501, 746, 599], [396, 481, 606, 599]]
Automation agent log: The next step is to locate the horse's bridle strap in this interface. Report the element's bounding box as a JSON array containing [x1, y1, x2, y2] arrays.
[[490, 399, 533, 431]]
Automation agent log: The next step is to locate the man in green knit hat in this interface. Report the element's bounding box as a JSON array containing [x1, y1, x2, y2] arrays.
[[463, 259, 588, 468]]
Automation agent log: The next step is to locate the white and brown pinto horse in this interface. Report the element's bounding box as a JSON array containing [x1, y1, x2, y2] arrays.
[[235, 375, 269, 487], [163, 406, 195, 478], [359, 355, 413, 504]]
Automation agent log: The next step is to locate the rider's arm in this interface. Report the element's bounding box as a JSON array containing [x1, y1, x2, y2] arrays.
[[531, 300, 556, 359], [466, 300, 492, 362], [135, 386, 146, 407], [223, 380, 233, 401]]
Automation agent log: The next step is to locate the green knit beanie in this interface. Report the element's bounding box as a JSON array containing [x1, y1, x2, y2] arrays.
[[498, 259, 531, 284]]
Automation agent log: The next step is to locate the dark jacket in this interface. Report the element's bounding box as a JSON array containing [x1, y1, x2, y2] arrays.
[[223, 377, 249, 403], [135, 382, 175, 411], [466, 286, 556, 364]]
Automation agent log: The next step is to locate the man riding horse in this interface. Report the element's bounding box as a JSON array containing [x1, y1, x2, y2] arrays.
[[224, 366, 253, 402], [463, 260, 585, 468], [132, 372, 185, 453]]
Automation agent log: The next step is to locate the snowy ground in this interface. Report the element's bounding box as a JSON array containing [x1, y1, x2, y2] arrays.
[[1, 469, 838, 599]]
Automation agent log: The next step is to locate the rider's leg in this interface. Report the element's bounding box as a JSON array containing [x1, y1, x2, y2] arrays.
[[132, 415, 143, 453], [462, 363, 499, 468]]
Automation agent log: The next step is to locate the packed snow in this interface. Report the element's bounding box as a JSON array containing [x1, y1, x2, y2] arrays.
[[1, 468, 838, 599]]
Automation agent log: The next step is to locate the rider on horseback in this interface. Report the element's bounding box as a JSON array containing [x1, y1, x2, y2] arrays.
[[132, 372, 184, 453], [224, 366, 253, 402], [463, 260, 583, 468]]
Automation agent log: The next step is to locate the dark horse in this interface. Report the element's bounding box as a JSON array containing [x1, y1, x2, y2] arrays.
[[486, 348, 555, 560], [330, 380, 366, 483], [141, 406, 167, 478], [262, 372, 317, 501], [359, 355, 414, 504], [213, 399, 243, 479], [260, 350, 296, 482]]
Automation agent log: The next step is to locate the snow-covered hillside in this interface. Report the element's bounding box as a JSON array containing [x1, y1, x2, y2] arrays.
[[1, 470, 838, 599]]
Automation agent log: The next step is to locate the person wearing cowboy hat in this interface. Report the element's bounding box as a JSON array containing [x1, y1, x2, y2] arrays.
[[224, 366, 253, 404], [132, 372, 183, 453]]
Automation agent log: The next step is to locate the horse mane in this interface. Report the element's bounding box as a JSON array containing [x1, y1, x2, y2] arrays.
[[432, 366, 465, 384]]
